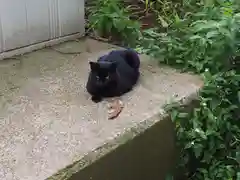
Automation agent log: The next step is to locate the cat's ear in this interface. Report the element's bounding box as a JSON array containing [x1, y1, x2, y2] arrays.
[[109, 62, 117, 72], [89, 62, 99, 71]]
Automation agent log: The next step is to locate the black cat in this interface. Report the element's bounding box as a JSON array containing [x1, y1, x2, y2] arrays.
[[86, 49, 140, 103]]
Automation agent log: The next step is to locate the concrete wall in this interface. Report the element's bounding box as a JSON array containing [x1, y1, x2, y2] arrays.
[[69, 117, 176, 180], [0, 0, 85, 53]]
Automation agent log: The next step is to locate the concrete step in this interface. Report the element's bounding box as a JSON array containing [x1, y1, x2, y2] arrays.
[[0, 38, 203, 180]]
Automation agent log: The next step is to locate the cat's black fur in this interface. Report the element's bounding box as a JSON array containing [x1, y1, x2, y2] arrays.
[[86, 49, 140, 103]]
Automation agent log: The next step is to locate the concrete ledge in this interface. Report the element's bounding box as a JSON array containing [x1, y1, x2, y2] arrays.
[[0, 38, 203, 180], [48, 91, 200, 180]]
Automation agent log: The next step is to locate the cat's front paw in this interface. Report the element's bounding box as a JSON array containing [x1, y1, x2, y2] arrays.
[[91, 96, 102, 103]]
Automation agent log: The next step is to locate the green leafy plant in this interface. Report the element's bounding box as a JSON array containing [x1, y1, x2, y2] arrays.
[[139, 1, 240, 73], [136, 0, 240, 179], [87, 0, 141, 46], [169, 70, 240, 180]]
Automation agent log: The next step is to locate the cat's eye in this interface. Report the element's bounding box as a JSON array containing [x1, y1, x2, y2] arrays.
[[106, 75, 109, 80]]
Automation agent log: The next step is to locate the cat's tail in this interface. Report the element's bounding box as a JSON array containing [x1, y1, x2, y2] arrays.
[[123, 49, 140, 70]]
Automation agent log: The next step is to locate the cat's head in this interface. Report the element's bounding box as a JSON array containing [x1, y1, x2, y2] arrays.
[[89, 61, 117, 88]]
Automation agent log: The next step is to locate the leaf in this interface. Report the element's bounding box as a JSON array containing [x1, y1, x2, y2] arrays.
[[238, 91, 240, 103], [108, 99, 124, 120], [237, 172, 240, 180], [185, 141, 194, 149], [192, 21, 219, 32], [176, 59, 183, 63], [178, 112, 189, 118], [206, 31, 219, 39], [189, 35, 202, 41], [174, 13, 181, 23], [193, 143, 203, 158], [105, 22, 113, 33], [158, 15, 169, 28], [236, 151, 240, 164], [107, 12, 119, 18]]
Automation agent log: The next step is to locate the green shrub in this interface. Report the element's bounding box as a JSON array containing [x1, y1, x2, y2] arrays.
[[87, 0, 141, 47], [169, 70, 240, 180], [137, 0, 240, 179], [138, 2, 240, 73]]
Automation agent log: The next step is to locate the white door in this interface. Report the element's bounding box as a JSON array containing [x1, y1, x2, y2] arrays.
[[0, 0, 84, 53]]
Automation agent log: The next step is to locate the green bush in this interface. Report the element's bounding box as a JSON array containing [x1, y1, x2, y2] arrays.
[[138, 2, 240, 73], [87, 0, 141, 47], [137, 0, 240, 179]]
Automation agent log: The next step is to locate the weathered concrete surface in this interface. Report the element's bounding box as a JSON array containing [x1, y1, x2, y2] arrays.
[[0, 38, 203, 180]]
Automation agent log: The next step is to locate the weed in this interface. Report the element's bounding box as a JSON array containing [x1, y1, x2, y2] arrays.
[[87, 0, 141, 47], [137, 0, 240, 179]]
